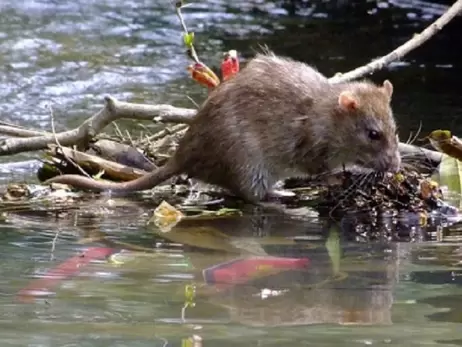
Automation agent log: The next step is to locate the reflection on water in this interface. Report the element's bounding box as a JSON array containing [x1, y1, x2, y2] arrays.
[[2, 203, 400, 343], [0, 197, 461, 345], [0, 0, 462, 345]]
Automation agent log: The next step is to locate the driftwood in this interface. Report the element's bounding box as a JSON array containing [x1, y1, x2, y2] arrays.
[[0, 97, 196, 156], [46, 145, 151, 181], [0, 0, 460, 172]]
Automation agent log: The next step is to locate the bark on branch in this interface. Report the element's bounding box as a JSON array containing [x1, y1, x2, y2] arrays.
[[0, 96, 196, 156]]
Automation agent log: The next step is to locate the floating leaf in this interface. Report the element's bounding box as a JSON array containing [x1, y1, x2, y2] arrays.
[[221, 49, 240, 81], [428, 130, 462, 161], [183, 32, 194, 47], [148, 224, 239, 253], [419, 179, 440, 200], [187, 62, 220, 89], [151, 200, 185, 232]]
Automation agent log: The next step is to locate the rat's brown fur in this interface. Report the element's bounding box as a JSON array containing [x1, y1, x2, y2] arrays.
[[45, 52, 401, 203]]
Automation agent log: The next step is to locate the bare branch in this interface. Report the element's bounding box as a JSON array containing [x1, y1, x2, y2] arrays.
[[47, 145, 150, 180], [0, 125, 49, 138], [398, 142, 442, 165], [329, 0, 462, 83], [0, 96, 196, 156]]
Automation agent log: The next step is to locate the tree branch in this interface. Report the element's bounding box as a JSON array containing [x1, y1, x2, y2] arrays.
[[0, 96, 196, 156], [0, 125, 49, 138], [0, 121, 50, 138], [329, 0, 462, 83]]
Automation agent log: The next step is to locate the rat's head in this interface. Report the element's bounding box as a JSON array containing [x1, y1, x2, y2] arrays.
[[334, 80, 401, 173]]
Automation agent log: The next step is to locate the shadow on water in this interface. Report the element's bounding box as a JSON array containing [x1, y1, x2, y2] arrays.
[[0, 0, 462, 345]]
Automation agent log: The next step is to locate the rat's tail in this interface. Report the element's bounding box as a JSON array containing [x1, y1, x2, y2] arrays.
[[44, 161, 180, 192]]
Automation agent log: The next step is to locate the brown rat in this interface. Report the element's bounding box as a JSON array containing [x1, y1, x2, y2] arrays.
[[45, 52, 401, 203]]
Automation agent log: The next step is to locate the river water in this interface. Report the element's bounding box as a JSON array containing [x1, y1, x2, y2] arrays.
[[1, 0, 462, 346]]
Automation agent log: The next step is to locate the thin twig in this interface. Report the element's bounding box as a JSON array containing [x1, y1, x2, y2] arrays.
[[50, 228, 60, 261], [146, 124, 189, 142], [329, 0, 462, 83], [407, 121, 423, 145], [49, 104, 61, 147], [48, 104, 91, 178], [112, 121, 125, 141], [174, 1, 201, 63], [137, 123, 154, 136], [186, 95, 200, 108], [125, 129, 135, 148]]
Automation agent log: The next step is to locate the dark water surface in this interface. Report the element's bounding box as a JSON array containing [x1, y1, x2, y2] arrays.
[[1, 0, 462, 346]]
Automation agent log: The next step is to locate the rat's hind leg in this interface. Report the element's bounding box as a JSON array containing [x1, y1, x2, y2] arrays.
[[176, 131, 277, 202], [223, 163, 277, 203], [185, 158, 271, 203]]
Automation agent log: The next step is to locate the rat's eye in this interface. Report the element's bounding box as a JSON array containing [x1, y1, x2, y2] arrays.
[[368, 129, 381, 141]]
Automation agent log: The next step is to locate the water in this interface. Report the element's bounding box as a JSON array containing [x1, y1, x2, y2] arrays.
[[1, 0, 462, 346]]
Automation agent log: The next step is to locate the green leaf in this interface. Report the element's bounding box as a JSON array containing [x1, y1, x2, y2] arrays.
[[183, 32, 194, 47], [432, 153, 462, 208]]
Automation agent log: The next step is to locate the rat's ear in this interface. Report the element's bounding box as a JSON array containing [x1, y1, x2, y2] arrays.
[[338, 91, 359, 111], [382, 80, 393, 98]]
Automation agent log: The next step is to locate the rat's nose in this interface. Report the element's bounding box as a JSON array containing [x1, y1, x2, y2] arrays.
[[384, 150, 401, 173]]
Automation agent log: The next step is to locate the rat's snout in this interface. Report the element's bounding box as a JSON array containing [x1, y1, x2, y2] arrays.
[[379, 148, 401, 173]]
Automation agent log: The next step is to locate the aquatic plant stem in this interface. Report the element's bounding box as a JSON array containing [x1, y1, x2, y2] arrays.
[[174, 1, 201, 63]]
